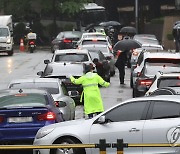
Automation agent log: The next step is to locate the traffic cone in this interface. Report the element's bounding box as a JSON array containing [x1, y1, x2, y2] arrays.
[[19, 38, 25, 52]]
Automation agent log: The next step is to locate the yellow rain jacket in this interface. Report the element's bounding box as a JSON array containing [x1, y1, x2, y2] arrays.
[[70, 72, 110, 114]]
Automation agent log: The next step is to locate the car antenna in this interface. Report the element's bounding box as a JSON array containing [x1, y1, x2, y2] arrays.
[[19, 89, 23, 93]]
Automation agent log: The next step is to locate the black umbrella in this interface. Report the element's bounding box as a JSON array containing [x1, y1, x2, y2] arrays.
[[120, 26, 137, 35], [99, 21, 121, 27], [113, 39, 141, 51]]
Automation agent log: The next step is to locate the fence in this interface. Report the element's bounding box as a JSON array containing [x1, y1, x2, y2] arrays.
[[0, 139, 179, 154]]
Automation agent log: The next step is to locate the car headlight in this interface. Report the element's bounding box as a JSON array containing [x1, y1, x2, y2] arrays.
[[35, 127, 55, 139], [6, 38, 11, 44]]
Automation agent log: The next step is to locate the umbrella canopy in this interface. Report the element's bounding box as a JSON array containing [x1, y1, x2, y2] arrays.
[[99, 21, 121, 27], [120, 26, 137, 35], [113, 39, 141, 51], [173, 23, 180, 30]]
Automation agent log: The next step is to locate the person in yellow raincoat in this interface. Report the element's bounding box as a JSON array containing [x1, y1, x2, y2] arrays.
[[70, 64, 110, 119]]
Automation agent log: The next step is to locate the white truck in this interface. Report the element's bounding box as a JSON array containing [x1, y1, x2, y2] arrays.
[[0, 15, 14, 56]]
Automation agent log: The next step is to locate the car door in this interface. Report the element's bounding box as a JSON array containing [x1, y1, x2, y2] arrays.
[[143, 100, 180, 154], [89, 101, 150, 154]]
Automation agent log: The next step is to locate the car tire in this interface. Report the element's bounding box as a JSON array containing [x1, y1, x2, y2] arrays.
[[7, 49, 13, 56], [50, 138, 85, 154]]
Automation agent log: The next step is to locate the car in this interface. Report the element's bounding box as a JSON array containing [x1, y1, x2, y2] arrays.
[[130, 46, 164, 88], [133, 57, 180, 97], [148, 86, 180, 96], [88, 49, 111, 82], [145, 72, 180, 96], [131, 50, 180, 89], [51, 31, 82, 53], [8, 78, 76, 121], [81, 44, 116, 76], [45, 49, 94, 66], [133, 34, 160, 45], [78, 36, 112, 50], [37, 62, 86, 104], [0, 88, 64, 144], [33, 95, 180, 154]]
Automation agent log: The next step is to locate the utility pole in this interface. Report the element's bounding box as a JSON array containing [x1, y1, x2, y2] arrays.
[[135, 0, 138, 33]]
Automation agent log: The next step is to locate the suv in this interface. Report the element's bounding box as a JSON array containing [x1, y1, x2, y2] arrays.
[[145, 72, 180, 96], [133, 56, 180, 97]]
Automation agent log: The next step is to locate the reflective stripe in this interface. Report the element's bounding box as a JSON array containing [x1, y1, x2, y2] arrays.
[[83, 83, 98, 87]]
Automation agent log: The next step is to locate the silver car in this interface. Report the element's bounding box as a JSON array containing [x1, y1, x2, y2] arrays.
[[33, 95, 180, 154], [8, 78, 76, 121]]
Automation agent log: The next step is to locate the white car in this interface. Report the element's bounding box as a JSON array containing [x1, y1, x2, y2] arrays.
[[8, 78, 76, 121], [33, 95, 180, 154], [145, 72, 180, 96]]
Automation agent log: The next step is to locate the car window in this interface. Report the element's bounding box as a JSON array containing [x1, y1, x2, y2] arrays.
[[61, 84, 69, 96], [0, 94, 46, 107], [157, 78, 180, 88], [137, 52, 144, 66], [55, 54, 89, 62], [151, 101, 180, 119], [82, 40, 107, 45], [104, 101, 148, 122], [150, 89, 173, 96]]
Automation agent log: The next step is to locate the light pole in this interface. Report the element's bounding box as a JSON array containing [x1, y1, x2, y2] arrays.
[[135, 0, 138, 33]]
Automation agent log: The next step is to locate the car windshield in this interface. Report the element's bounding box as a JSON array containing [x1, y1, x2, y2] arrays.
[[158, 78, 180, 88], [55, 54, 89, 62], [144, 62, 180, 76], [9, 82, 60, 94], [0, 94, 46, 108], [82, 40, 107, 45], [0, 28, 9, 37], [84, 47, 108, 54]]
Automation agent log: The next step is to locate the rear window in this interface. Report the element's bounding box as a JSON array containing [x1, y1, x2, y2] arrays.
[[144, 62, 180, 76], [9, 82, 60, 94], [55, 54, 89, 62], [82, 40, 107, 45], [157, 78, 180, 88], [0, 94, 46, 108]]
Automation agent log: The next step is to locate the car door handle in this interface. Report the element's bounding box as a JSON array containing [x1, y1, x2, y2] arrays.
[[129, 128, 140, 132]]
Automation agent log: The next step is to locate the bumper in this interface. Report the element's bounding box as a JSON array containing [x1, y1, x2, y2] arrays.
[[0, 43, 13, 52]]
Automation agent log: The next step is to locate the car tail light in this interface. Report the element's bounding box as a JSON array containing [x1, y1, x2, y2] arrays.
[[63, 39, 72, 43], [29, 41, 35, 45], [0, 116, 4, 123], [37, 112, 56, 121], [138, 79, 153, 86]]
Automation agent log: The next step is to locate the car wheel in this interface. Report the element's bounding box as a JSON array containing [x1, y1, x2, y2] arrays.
[[50, 138, 85, 154], [7, 49, 13, 56]]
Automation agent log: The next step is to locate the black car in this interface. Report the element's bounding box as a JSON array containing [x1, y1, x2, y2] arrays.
[[37, 62, 86, 104], [150, 87, 180, 96], [51, 31, 82, 53], [88, 50, 111, 82]]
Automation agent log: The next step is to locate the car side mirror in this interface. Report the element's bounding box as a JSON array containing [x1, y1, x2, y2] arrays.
[[97, 115, 107, 124], [37, 71, 43, 76], [44, 59, 50, 64]]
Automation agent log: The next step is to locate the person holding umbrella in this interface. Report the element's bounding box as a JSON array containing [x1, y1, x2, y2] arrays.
[[172, 23, 180, 52]]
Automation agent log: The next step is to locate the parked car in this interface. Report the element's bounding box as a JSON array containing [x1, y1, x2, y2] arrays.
[[37, 62, 86, 104], [149, 86, 180, 96], [145, 72, 180, 96], [8, 78, 75, 121], [0, 88, 64, 144], [88, 49, 111, 82], [133, 57, 180, 97], [51, 31, 82, 53], [33, 95, 180, 154]]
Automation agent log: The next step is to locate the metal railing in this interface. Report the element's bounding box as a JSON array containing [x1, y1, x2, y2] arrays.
[[0, 139, 179, 154]]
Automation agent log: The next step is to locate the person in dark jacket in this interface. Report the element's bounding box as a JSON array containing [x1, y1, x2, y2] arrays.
[[115, 50, 128, 85]]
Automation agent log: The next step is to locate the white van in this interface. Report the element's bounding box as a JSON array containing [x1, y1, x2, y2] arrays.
[[0, 15, 14, 56]]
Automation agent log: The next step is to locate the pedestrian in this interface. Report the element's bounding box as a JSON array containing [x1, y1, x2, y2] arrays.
[[172, 27, 180, 52], [115, 50, 128, 85], [69, 64, 110, 119]]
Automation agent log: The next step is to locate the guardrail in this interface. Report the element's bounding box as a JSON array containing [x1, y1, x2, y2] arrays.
[[0, 139, 179, 154]]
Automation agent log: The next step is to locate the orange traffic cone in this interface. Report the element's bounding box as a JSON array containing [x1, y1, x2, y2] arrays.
[[19, 38, 25, 52]]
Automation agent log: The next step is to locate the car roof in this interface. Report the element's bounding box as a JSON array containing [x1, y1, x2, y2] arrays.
[[9, 77, 61, 84], [156, 72, 180, 77], [54, 49, 89, 54], [82, 32, 106, 36], [44, 62, 85, 77], [82, 37, 107, 41], [0, 88, 49, 97]]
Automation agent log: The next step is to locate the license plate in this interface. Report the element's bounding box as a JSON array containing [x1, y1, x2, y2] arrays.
[[30, 45, 34, 47], [8, 117, 33, 123]]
